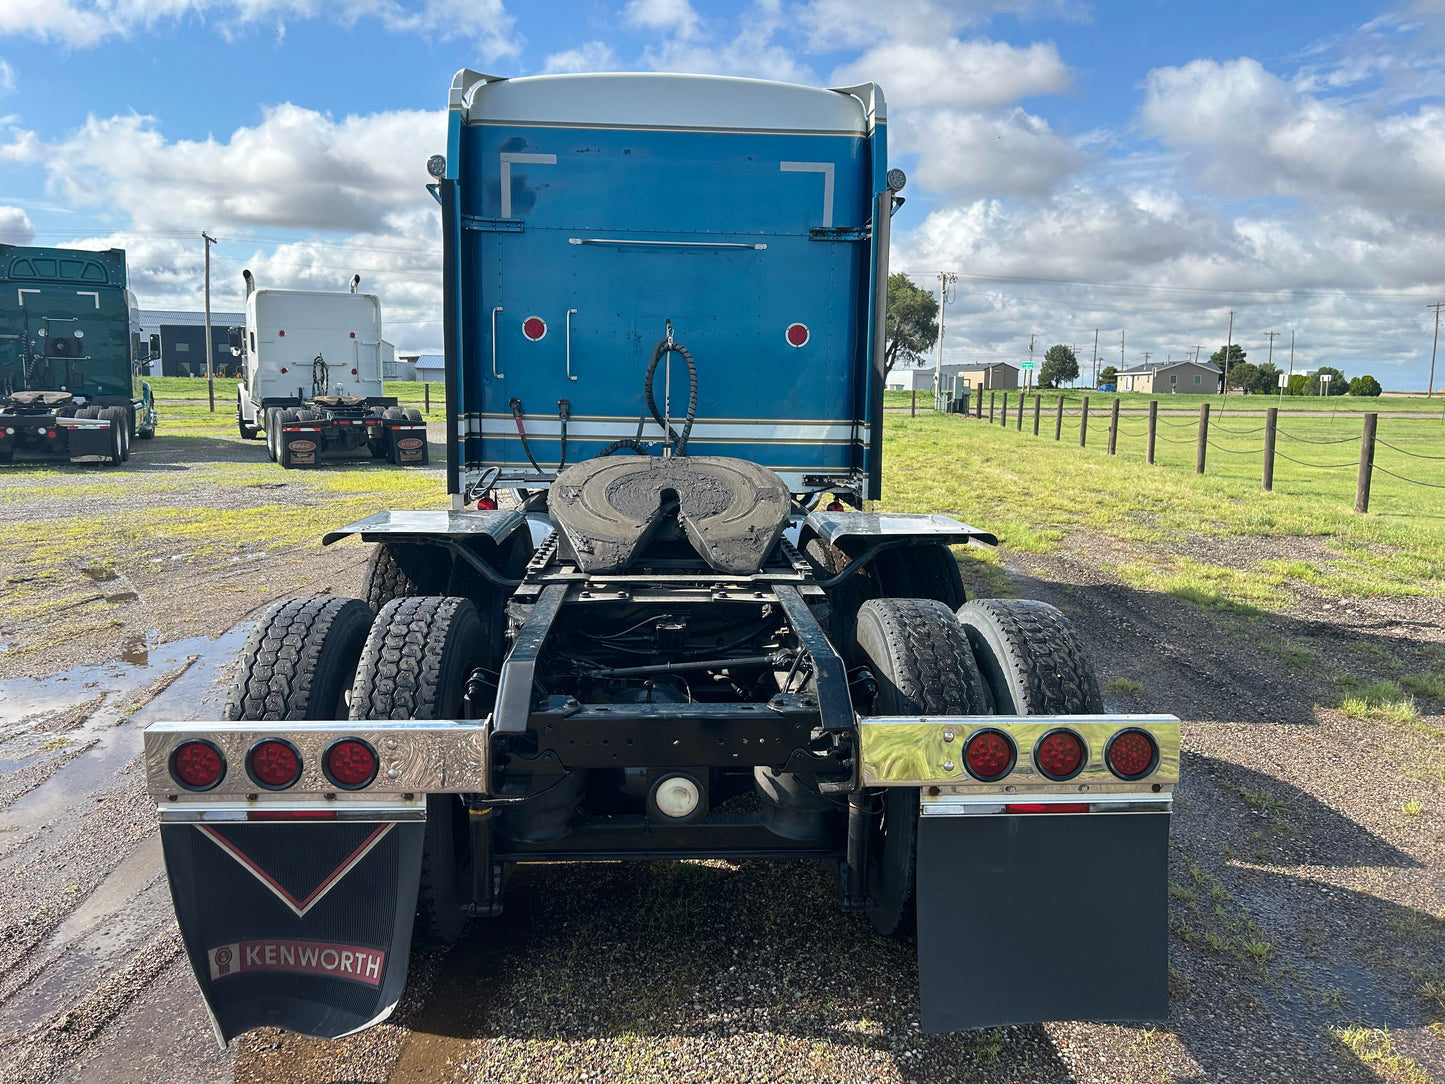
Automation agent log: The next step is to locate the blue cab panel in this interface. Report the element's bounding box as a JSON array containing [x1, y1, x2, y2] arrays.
[[440, 72, 890, 500]]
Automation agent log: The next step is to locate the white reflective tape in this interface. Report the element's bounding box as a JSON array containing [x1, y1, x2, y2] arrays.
[[500, 152, 557, 218], [779, 162, 835, 228]]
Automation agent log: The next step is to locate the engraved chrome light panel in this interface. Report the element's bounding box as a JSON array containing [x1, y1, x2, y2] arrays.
[[858, 714, 1180, 793], [144, 721, 490, 801]]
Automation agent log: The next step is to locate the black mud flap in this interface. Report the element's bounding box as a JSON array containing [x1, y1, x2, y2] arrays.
[[160, 820, 424, 1043], [915, 811, 1169, 1032], [64, 424, 113, 460]]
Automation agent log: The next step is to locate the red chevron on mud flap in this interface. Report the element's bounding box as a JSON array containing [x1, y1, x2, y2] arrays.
[[197, 823, 393, 918]]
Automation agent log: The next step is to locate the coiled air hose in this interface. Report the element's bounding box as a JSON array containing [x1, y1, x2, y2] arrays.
[[601, 333, 699, 457], [311, 354, 329, 398], [509, 397, 571, 474]]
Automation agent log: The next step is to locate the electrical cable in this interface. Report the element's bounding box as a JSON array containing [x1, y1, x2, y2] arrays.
[[508, 397, 545, 474]]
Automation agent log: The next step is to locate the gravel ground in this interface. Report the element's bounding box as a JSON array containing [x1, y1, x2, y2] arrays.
[[0, 429, 1441, 1083]]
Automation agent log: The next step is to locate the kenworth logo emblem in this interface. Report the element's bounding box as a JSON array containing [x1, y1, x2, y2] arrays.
[[207, 939, 385, 987]]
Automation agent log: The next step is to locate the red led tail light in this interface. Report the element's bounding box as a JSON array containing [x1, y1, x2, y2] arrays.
[[1034, 729, 1086, 781], [171, 739, 225, 791], [248, 739, 302, 790], [1105, 729, 1159, 780], [324, 738, 378, 789], [964, 728, 1015, 782]]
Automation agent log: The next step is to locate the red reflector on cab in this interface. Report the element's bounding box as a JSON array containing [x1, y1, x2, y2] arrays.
[[171, 740, 225, 791], [476, 496, 497, 510], [324, 739, 378, 789], [522, 316, 547, 341], [1007, 803, 1090, 814], [1035, 729, 1086, 780], [279, 367, 288, 374], [826, 500, 845, 512], [1106, 729, 1159, 780], [248, 739, 301, 789], [247, 809, 338, 821], [965, 729, 1015, 782], [350, 368, 358, 375], [785, 322, 809, 348]]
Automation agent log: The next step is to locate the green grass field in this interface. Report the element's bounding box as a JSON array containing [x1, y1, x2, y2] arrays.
[[146, 375, 438, 408], [880, 410, 1445, 608], [884, 387, 1445, 415]]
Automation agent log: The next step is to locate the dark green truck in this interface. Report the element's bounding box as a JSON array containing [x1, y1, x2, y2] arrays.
[[0, 244, 157, 464]]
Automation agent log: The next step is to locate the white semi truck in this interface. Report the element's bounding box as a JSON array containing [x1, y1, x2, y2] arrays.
[[232, 271, 429, 468]]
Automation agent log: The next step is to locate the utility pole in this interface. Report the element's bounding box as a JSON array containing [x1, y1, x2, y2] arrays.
[[1191, 345, 1203, 364], [1028, 333, 1035, 391], [1428, 303, 1443, 397], [934, 272, 957, 399], [1120, 329, 1125, 371], [1091, 328, 1099, 386], [1141, 351, 1152, 366], [1222, 311, 1235, 395], [1287, 329, 1295, 387], [202, 231, 217, 412], [1264, 331, 1279, 374]]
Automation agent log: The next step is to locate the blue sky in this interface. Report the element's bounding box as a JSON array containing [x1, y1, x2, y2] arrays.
[[1, 0, 1442, 386]]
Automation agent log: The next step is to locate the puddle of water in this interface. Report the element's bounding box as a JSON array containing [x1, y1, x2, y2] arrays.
[[0, 625, 250, 840], [120, 633, 154, 666]]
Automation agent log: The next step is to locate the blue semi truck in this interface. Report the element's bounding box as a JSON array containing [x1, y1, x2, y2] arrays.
[[0, 244, 157, 464], [145, 71, 1179, 1043]]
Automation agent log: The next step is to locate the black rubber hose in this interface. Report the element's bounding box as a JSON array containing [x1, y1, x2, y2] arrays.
[[556, 398, 570, 470], [644, 336, 698, 455], [311, 354, 329, 398], [508, 397, 545, 473], [598, 438, 647, 456]]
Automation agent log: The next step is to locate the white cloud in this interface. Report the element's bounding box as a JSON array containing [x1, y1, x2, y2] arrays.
[[0, 104, 447, 233], [638, 0, 815, 83], [542, 41, 618, 74], [830, 38, 1070, 107], [0, 60, 15, 95], [796, 0, 1090, 52], [624, 0, 700, 39], [1140, 57, 1445, 213], [0, 205, 34, 244], [0, 0, 520, 56], [895, 107, 1079, 196]]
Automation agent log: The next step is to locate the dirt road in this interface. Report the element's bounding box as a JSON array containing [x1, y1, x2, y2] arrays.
[[0, 436, 1442, 1082]]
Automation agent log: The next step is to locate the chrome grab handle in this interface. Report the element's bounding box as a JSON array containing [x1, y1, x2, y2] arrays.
[[568, 237, 767, 250], [491, 306, 504, 379], [566, 308, 578, 382]]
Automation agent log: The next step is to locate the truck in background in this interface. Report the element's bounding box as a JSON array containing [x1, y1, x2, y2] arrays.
[[232, 272, 429, 468], [146, 70, 1179, 1044], [0, 244, 158, 464]]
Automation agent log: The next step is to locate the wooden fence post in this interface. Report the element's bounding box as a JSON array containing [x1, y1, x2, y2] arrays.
[[1146, 401, 1157, 464], [1033, 394, 1042, 436], [989, 392, 996, 423], [424, 382, 430, 413], [1054, 395, 1064, 441], [1107, 398, 1120, 455], [1016, 391, 1024, 430], [975, 388, 983, 419], [1079, 396, 1090, 447], [1263, 407, 1277, 491], [910, 388, 917, 418], [1001, 392, 1009, 427], [1355, 412, 1378, 513], [1196, 402, 1210, 474]]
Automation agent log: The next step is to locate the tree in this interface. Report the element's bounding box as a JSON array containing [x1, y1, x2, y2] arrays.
[[1226, 361, 1260, 392], [1210, 343, 1247, 377], [884, 273, 938, 376], [1287, 374, 1308, 397], [1308, 365, 1348, 396], [1349, 374, 1383, 397], [1252, 362, 1281, 395], [1039, 344, 1079, 389], [1098, 365, 1118, 387]]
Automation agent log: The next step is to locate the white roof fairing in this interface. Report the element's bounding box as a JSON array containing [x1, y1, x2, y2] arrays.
[[461, 73, 874, 135]]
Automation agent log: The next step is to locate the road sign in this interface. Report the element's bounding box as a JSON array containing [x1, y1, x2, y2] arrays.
[[1020, 361, 1035, 370]]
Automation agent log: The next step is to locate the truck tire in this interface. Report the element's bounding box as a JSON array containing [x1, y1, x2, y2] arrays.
[[954, 599, 1103, 715], [853, 598, 986, 937], [277, 410, 310, 470], [895, 543, 966, 609], [237, 392, 261, 440], [349, 596, 492, 943], [363, 541, 451, 611], [222, 596, 374, 720], [102, 407, 130, 462], [404, 409, 423, 423], [265, 408, 282, 461], [102, 411, 125, 465]]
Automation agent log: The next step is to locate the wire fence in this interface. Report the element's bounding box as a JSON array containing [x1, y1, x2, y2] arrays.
[[942, 392, 1444, 512]]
